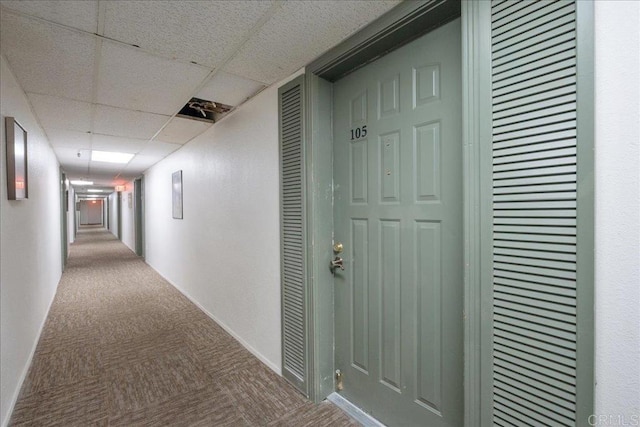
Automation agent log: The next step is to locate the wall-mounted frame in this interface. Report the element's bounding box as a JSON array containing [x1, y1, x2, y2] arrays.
[[172, 170, 183, 219], [5, 117, 28, 200]]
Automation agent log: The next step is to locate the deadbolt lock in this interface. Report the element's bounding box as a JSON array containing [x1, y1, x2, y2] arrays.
[[333, 242, 344, 253]]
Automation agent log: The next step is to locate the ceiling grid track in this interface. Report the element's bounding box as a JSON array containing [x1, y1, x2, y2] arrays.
[[0, 6, 212, 69], [87, 0, 107, 178]]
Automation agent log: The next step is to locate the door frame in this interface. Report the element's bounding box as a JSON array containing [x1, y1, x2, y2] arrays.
[[302, 1, 489, 417], [298, 1, 594, 425], [117, 191, 122, 241], [102, 197, 111, 230], [59, 168, 68, 269], [73, 192, 78, 239], [134, 177, 144, 258]]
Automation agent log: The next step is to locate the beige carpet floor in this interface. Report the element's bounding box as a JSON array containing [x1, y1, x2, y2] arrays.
[[10, 226, 358, 426]]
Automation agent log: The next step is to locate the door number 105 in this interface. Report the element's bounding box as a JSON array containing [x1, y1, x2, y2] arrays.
[[350, 126, 368, 140]]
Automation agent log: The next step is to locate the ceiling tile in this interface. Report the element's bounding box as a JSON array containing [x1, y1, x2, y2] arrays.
[[123, 155, 160, 171], [63, 164, 90, 175], [63, 165, 123, 186], [3, 0, 404, 187], [0, 12, 96, 101], [138, 141, 181, 158], [0, 0, 99, 33], [89, 162, 123, 173], [53, 147, 90, 168], [97, 42, 211, 115], [91, 134, 147, 154], [102, 0, 273, 68], [154, 117, 211, 145], [224, 0, 400, 84], [76, 172, 122, 187], [196, 71, 265, 107], [28, 93, 92, 132], [47, 129, 92, 149], [93, 105, 169, 140]]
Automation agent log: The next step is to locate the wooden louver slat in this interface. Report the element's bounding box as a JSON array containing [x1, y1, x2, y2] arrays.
[[491, 1, 580, 425], [279, 77, 307, 394]]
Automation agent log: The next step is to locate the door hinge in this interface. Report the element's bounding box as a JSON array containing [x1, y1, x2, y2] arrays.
[[335, 369, 344, 391]]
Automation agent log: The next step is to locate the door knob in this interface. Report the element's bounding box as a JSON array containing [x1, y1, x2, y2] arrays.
[[330, 256, 345, 272]]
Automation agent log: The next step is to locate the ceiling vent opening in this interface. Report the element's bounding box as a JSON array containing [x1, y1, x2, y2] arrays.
[[177, 97, 232, 123]]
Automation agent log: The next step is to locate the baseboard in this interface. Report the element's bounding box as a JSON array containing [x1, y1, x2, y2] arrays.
[[150, 266, 281, 376], [327, 393, 386, 427], [2, 283, 59, 427]]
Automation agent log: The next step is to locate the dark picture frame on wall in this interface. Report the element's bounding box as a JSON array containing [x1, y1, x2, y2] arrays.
[[172, 170, 183, 219], [5, 116, 28, 200]]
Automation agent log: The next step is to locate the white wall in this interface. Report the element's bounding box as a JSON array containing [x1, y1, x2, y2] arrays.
[[0, 55, 62, 426], [145, 70, 303, 373], [102, 197, 106, 226], [121, 182, 136, 252], [106, 188, 135, 250], [594, 1, 640, 421]]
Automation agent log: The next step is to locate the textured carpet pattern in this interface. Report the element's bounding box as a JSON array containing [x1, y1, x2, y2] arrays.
[[10, 226, 358, 426]]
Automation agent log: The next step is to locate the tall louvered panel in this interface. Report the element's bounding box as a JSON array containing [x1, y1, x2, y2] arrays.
[[491, 1, 579, 426], [279, 76, 308, 394]]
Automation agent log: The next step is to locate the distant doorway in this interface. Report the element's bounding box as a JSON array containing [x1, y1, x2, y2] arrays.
[[60, 169, 68, 269], [79, 199, 104, 226]]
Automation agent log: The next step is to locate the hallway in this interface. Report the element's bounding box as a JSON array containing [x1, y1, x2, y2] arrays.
[[9, 227, 357, 426]]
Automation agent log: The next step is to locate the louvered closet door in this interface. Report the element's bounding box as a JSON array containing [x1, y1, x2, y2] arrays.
[[491, 1, 586, 425], [279, 76, 308, 395]]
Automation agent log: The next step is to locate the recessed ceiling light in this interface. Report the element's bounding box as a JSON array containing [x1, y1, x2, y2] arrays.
[[70, 180, 93, 185], [87, 189, 104, 193], [91, 150, 134, 164]]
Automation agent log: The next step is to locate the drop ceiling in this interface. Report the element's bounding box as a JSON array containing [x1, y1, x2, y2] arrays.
[[0, 0, 400, 191]]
